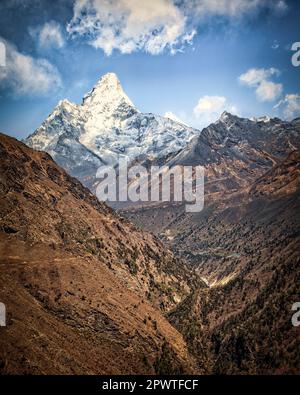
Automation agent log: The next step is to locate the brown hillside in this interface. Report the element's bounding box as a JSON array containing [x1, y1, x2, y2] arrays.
[[0, 133, 198, 374]]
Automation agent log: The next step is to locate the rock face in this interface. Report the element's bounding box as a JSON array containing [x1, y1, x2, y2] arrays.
[[167, 111, 300, 193], [25, 73, 199, 189], [122, 111, 300, 231], [175, 112, 300, 163], [250, 149, 300, 197], [0, 133, 200, 375]]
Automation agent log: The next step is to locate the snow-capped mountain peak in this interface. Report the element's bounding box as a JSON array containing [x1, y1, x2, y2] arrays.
[[25, 72, 200, 188], [82, 72, 136, 112], [220, 111, 232, 120], [219, 111, 240, 124]]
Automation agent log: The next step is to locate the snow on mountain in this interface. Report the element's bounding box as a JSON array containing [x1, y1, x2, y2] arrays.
[[168, 111, 300, 167], [25, 72, 200, 188]]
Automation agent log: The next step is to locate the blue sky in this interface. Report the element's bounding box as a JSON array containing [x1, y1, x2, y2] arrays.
[[0, 0, 300, 139]]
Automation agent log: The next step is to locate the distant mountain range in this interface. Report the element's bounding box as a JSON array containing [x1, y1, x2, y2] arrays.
[[25, 72, 300, 197], [122, 108, 300, 223]]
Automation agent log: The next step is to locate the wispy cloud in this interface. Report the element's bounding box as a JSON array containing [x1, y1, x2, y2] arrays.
[[239, 68, 283, 102], [271, 40, 280, 50], [274, 94, 300, 120], [193, 95, 238, 126], [0, 37, 62, 97], [182, 0, 288, 18], [30, 20, 65, 49]]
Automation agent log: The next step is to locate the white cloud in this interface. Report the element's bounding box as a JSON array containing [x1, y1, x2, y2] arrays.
[[37, 21, 65, 49], [239, 67, 282, 102], [274, 94, 300, 120], [256, 80, 282, 102], [66, 0, 288, 56], [194, 95, 226, 115], [0, 38, 62, 97], [239, 68, 279, 86], [164, 111, 187, 125], [67, 0, 190, 56], [271, 40, 280, 50], [182, 0, 288, 18], [193, 95, 238, 125], [274, 0, 288, 14], [183, 0, 260, 17], [0, 41, 5, 67]]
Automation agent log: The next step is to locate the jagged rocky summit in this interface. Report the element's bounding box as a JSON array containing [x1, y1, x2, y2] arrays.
[[25, 73, 200, 189]]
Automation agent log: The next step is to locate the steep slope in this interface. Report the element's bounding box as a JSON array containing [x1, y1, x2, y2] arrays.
[[159, 152, 300, 282], [250, 149, 300, 197], [25, 73, 199, 189], [167, 112, 300, 200], [122, 112, 300, 232], [168, 151, 300, 374], [0, 133, 199, 374]]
